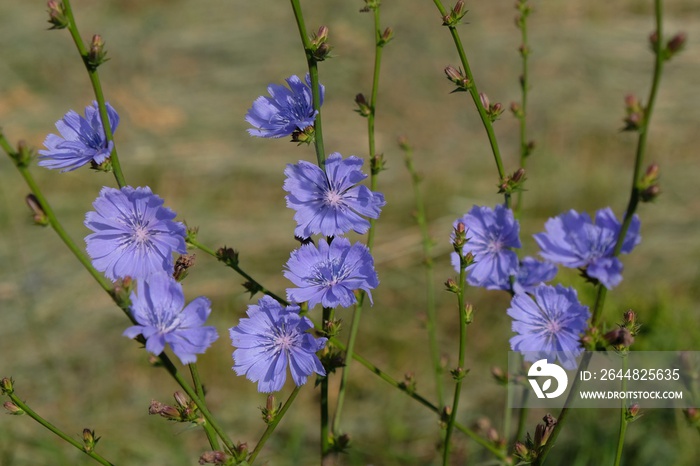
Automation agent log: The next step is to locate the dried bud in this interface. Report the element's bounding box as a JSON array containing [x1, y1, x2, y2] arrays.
[[173, 391, 189, 409], [148, 400, 165, 415], [25, 194, 49, 226], [87, 34, 108, 69], [47, 1, 68, 29], [3, 402, 23, 415], [198, 451, 228, 465], [604, 327, 634, 348], [217, 246, 239, 267], [173, 254, 196, 281], [534, 414, 557, 447]]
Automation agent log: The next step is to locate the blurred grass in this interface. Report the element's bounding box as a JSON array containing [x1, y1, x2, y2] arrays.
[[0, 0, 699, 464]]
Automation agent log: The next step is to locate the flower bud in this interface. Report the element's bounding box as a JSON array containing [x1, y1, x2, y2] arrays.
[[173, 391, 189, 409], [464, 302, 474, 324], [640, 184, 661, 202], [217, 246, 239, 267], [173, 254, 195, 281], [3, 401, 23, 415], [1, 377, 14, 395], [514, 441, 529, 458], [491, 366, 508, 385], [626, 403, 641, 421], [47, 1, 69, 29], [87, 35, 108, 69], [355, 93, 371, 117], [379, 27, 394, 47], [604, 327, 634, 348], [684, 407, 700, 425], [479, 92, 490, 110], [665, 32, 687, 60], [444, 65, 470, 91], [82, 429, 98, 452]]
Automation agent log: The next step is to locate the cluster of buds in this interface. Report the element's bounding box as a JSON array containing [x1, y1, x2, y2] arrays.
[[360, 0, 380, 13], [450, 366, 470, 382], [323, 317, 342, 338], [444, 65, 471, 92], [514, 414, 558, 462], [173, 254, 196, 281], [442, 0, 467, 27], [260, 394, 280, 424], [514, 0, 532, 30], [638, 163, 661, 202], [199, 443, 247, 465], [149, 392, 203, 424], [291, 125, 316, 145], [216, 246, 239, 268], [86, 34, 108, 70], [473, 417, 506, 450], [622, 94, 645, 131], [649, 31, 687, 61], [310, 26, 332, 61], [47, 1, 68, 29], [498, 168, 527, 195], [480, 92, 505, 122]]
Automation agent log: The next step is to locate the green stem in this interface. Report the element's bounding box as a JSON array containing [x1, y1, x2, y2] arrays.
[[6, 392, 114, 466], [514, 1, 532, 218], [187, 238, 288, 305], [189, 363, 220, 451], [327, 334, 506, 460], [443, 255, 468, 465], [289, 0, 325, 165], [404, 146, 443, 407], [613, 355, 630, 466], [536, 3, 666, 463], [321, 307, 332, 459], [248, 386, 303, 464], [61, 0, 126, 188], [0, 135, 233, 454], [332, 2, 386, 435], [432, 0, 508, 207], [514, 390, 530, 446]]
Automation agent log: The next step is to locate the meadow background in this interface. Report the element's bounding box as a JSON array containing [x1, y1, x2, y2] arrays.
[[0, 0, 699, 464]]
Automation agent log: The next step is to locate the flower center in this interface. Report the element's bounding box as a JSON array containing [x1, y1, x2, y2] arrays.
[[324, 189, 344, 207], [132, 224, 151, 245], [310, 258, 349, 287], [545, 319, 562, 334]]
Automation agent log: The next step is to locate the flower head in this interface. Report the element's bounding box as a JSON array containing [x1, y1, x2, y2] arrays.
[[534, 208, 641, 289], [245, 74, 323, 138], [284, 237, 378, 309], [85, 186, 186, 281], [512, 257, 558, 295], [508, 284, 590, 369], [123, 273, 218, 365], [230, 296, 327, 393], [38, 101, 119, 172], [451, 205, 521, 290], [284, 153, 386, 238]]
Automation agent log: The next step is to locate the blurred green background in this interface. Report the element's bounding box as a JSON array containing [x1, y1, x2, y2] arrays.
[[1, 0, 699, 464]]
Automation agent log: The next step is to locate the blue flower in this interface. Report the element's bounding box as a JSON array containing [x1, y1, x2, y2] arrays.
[[85, 186, 187, 281], [512, 257, 558, 294], [124, 273, 219, 365], [508, 284, 590, 369], [245, 74, 323, 138], [534, 208, 641, 289], [284, 153, 386, 238], [284, 237, 378, 309], [451, 205, 521, 290], [230, 296, 327, 393], [38, 101, 119, 172]]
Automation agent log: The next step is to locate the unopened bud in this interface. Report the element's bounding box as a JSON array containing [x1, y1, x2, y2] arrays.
[[514, 441, 529, 458], [173, 391, 188, 409], [491, 366, 508, 385], [640, 184, 661, 202], [0, 377, 14, 395], [217, 246, 239, 267], [355, 93, 371, 117], [626, 404, 641, 421], [623, 309, 637, 326], [666, 32, 687, 57], [25, 194, 49, 226], [87, 34, 108, 69], [47, 1, 69, 29], [315, 26, 329, 43], [379, 27, 394, 46], [684, 407, 700, 424], [479, 92, 490, 110], [3, 401, 23, 415], [464, 303, 474, 324], [82, 429, 97, 452]]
